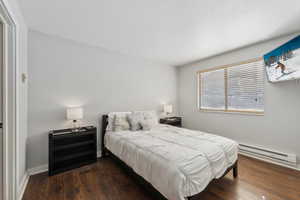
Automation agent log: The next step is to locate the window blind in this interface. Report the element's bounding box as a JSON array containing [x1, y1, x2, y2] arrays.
[[198, 58, 265, 113], [200, 69, 225, 110]]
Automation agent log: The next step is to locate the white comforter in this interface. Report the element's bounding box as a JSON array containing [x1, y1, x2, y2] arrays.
[[105, 125, 238, 200]]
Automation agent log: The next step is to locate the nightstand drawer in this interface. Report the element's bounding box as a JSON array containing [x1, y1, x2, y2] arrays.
[[53, 133, 94, 146], [160, 117, 182, 127]]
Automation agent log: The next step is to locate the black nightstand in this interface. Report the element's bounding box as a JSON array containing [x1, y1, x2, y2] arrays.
[[48, 126, 97, 176], [160, 117, 182, 127]]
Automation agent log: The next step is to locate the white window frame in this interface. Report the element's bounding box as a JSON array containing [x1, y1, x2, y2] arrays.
[[197, 58, 265, 115]]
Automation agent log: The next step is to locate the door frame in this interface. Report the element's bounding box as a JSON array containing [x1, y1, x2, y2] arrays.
[[0, 1, 17, 200]]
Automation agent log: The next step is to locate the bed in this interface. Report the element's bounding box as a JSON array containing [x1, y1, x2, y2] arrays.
[[101, 115, 238, 200]]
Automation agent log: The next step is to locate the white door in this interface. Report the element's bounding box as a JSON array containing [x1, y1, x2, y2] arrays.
[[0, 21, 3, 200]]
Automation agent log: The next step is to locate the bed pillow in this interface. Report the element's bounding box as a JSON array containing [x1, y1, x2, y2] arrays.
[[142, 110, 159, 125], [140, 118, 156, 130], [129, 110, 158, 131], [127, 112, 144, 131], [114, 114, 130, 131], [106, 112, 131, 131]]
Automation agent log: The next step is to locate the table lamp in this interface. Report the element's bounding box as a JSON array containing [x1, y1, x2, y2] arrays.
[[66, 107, 83, 132], [163, 104, 173, 116]]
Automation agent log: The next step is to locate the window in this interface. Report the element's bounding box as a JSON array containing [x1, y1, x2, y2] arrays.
[[197, 58, 264, 114]]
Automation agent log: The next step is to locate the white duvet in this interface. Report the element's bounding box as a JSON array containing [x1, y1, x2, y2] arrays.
[[105, 125, 238, 200]]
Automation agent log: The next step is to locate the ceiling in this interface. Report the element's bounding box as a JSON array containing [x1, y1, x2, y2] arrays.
[[19, 0, 300, 66]]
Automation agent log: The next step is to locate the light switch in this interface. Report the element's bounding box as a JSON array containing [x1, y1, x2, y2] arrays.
[[22, 73, 27, 83]]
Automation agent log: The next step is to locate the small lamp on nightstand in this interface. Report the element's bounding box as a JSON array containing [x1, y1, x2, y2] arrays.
[[163, 104, 173, 117], [66, 107, 83, 132]]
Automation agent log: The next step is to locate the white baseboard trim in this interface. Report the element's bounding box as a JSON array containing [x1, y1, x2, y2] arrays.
[[239, 151, 300, 171], [97, 151, 102, 158], [28, 164, 48, 176], [18, 173, 29, 200]]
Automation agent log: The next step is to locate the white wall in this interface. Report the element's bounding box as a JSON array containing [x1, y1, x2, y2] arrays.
[[178, 33, 300, 167], [3, 0, 28, 197], [27, 30, 178, 169]]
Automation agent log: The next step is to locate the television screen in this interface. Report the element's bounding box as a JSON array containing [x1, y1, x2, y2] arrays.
[[264, 35, 300, 82]]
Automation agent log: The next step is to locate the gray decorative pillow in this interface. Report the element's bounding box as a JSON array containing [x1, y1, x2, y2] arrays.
[[114, 114, 130, 131], [127, 112, 143, 131], [128, 110, 159, 131]]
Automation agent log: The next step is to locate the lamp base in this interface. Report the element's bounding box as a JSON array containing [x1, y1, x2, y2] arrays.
[[71, 120, 82, 132], [164, 112, 173, 118]]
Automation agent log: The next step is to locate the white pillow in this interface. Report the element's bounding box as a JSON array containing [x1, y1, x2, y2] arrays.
[[142, 110, 159, 125], [114, 114, 130, 131], [140, 118, 156, 130], [106, 112, 131, 131]]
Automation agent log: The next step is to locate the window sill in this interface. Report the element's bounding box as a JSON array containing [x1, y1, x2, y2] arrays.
[[198, 108, 264, 116]]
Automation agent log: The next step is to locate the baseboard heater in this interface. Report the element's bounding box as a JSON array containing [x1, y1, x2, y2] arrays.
[[239, 143, 297, 166]]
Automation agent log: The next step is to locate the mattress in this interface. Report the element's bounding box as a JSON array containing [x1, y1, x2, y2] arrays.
[[104, 124, 238, 200]]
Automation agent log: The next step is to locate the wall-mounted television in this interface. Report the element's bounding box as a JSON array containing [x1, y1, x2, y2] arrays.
[[264, 35, 300, 83]]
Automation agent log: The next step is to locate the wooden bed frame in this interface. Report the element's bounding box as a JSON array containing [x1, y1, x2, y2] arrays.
[[101, 115, 238, 200]]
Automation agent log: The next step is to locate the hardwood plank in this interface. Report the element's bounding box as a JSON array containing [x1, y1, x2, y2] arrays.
[[63, 171, 81, 200], [48, 173, 65, 200], [23, 155, 300, 200]]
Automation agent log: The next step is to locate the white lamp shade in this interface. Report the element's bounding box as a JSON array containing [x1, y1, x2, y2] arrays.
[[66, 107, 83, 120], [163, 104, 173, 114]]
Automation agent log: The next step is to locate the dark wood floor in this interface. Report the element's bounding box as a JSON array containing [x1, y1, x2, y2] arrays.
[[23, 155, 300, 200]]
